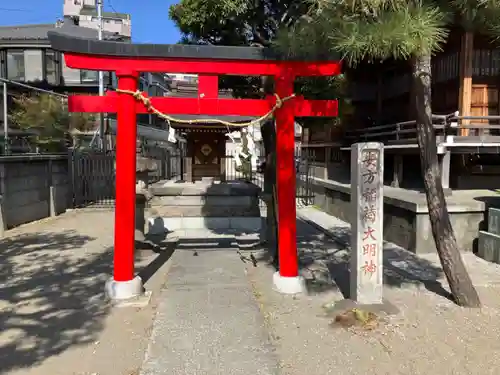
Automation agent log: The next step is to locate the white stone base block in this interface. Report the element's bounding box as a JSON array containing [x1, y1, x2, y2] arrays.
[[147, 216, 262, 232], [105, 275, 144, 301], [272, 272, 306, 294]]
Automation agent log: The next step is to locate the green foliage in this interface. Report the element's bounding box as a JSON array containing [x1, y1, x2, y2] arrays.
[[10, 94, 95, 152], [277, 0, 450, 65], [296, 74, 354, 129], [449, 0, 500, 34], [171, 0, 500, 88], [170, 0, 351, 133], [170, 0, 309, 46], [169, 0, 325, 100], [169, 0, 252, 45], [277, 0, 500, 66]]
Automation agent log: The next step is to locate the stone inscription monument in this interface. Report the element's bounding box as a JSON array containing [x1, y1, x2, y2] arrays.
[[350, 142, 384, 304], [478, 207, 500, 263]]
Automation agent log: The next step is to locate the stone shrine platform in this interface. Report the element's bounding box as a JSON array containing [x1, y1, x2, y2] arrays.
[[147, 179, 263, 233]]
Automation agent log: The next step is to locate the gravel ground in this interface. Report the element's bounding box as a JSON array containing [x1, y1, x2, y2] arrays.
[[5, 206, 500, 375], [0, 209, 173, 375], [246, 222, 500, 375]]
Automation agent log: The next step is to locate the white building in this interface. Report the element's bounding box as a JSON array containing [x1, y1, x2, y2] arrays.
[[166, 74, 198, 84], [63, 0, 132, 38]]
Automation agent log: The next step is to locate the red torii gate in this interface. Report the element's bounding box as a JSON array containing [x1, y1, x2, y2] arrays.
[[48, 31, 341, 298]]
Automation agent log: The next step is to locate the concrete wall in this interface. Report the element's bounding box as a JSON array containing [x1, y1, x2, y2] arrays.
[[79, 16, 132, 38], [0, 154, 69, 235], [308, 177, 487, 254]]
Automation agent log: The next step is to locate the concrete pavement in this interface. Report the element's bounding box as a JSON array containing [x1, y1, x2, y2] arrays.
[[139, 233, 279, 375]]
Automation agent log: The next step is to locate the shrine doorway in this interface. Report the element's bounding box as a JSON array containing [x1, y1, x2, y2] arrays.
[[184, 128, 227, 182]]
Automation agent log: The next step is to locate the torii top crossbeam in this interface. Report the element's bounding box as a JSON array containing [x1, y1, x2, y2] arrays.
[[48, 31, 340, 76], [48, 30, 341, 297]]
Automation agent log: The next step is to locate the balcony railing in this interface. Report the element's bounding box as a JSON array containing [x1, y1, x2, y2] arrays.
[[342, 114, 500, 149]]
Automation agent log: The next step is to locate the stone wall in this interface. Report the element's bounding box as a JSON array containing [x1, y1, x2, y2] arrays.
[[0, 154, 69, 235], [309, 177, 487, 254]]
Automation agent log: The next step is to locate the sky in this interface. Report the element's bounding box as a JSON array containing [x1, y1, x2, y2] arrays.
[[0, 0, 182, 44]]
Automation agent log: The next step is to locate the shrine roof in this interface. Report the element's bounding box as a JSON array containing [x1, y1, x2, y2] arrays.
[[0, 22, 126, 45], [47, 30, 337, 61]]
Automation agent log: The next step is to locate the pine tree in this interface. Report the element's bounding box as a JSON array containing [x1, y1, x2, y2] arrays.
[[277, 0, 500, 307], [169, 0, 500, 307]]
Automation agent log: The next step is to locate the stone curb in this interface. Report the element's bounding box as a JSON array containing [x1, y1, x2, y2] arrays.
[[297, 209, 350, 248]]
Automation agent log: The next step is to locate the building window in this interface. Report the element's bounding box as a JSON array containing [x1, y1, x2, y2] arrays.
[[0, 49, 6, 78], [61, 54, 81, 84], [45, 50, 57, 84], [6, 50, 25, 81], [103, 71, 111, 86], [104, 71, 117, 89], [24, 50, 43, 81], [139, 79, 146, 92], [81, 70, 98, 83], [7, 49, 44, 82]]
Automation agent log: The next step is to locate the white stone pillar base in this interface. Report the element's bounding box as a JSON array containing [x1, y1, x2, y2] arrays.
[[272, 272, 306, 294], [105, 275, 144, 300]]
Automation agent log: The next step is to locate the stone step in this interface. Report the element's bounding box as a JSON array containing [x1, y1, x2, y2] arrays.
[[150, 180, 261, 196], [147, 216, 263, 233], [151, 195, 257, 206], [488, 208, 500, 235], [477, 230, 500, 263], [148, 204, 261, 218]]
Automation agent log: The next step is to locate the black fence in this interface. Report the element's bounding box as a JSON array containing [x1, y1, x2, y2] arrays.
[[296, 147, 314, 205], [70, 141, 186, 208], [69, 140, 313, 209], [223, 146, 314, 206], [70, 149, 115, 208], [221, 143, 261, 188], [140, 141, 186, 184]]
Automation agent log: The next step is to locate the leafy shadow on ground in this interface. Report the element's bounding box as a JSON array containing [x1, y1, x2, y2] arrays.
[[0, 230, 107, 374], [257, 219, 451, 301], [0, 229, 171, 374], [170, 178, 450, 302]]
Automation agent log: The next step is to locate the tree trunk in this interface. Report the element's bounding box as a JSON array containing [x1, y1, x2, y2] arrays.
[[260, 118, 279, 269], [412, 53, 481, 308]]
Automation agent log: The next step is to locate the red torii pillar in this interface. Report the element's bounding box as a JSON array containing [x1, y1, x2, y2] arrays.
[[49, 31, 340, 298]]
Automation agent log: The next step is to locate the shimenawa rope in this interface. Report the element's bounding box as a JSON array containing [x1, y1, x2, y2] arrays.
[[114, 89, 295, 128]]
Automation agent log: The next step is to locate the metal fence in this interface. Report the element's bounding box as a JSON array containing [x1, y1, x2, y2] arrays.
[[70, 139, 313, 209], [223, 146, 314, 206], [224, 156, 263, 190], [140, 141, 185, 184], [70, 141, 185, 208], [70, 149, 115, 207], [296, 147, 314, 205]]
